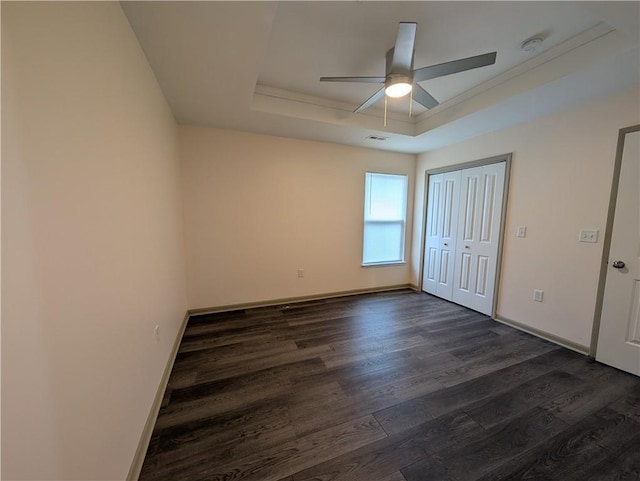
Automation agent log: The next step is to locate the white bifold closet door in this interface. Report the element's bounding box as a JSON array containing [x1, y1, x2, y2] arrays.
[[423, 162, 506, 316], [423, 170, 461, 299]]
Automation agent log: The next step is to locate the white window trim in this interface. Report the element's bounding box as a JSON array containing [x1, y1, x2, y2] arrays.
[[362, 172, 408, 266]]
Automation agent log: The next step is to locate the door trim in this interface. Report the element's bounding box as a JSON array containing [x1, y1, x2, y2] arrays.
[[418, 153, 512, 318], [590, 125, 640, 357]]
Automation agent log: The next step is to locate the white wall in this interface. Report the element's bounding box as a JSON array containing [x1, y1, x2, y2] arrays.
[[180, 126, 416, 309], [2, 3, 188, 480], [412, 87, 640, 349]]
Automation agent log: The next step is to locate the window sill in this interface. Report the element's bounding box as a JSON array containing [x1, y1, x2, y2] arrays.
[[361, 261, 406, 268]]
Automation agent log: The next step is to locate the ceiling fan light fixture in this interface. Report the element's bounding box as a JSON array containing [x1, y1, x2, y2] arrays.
[[319, 22, 497, 117], [385, 76, 412, 98]]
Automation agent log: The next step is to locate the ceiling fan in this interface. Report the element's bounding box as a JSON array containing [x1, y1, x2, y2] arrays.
[[320, 22, 497, 115]]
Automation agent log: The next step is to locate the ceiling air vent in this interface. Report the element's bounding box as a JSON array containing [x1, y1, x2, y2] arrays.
[[366, 135, 388, 141]]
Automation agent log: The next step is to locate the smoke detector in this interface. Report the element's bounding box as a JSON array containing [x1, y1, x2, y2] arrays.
[[521, 37, 543, 53]]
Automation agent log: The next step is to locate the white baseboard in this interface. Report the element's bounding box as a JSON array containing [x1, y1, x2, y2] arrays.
[[188, 284, 415, 316], [494, 315, 589, 355], [127, 311, 190, 481]]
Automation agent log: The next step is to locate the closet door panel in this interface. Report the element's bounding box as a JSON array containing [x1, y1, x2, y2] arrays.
[[423, 174, 443, 295], [425, 246, 438, 285], [453, 166, 481, 307], [453, 163, 505, 315], [422, 171, 461, 299], [436, 171, 461, 298]]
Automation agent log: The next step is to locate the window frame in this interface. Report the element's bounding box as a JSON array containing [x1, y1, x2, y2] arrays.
[[362, 171, 408, 267]]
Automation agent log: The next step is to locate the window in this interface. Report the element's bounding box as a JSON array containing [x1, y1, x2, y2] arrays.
[[363, 172, 408, 265]]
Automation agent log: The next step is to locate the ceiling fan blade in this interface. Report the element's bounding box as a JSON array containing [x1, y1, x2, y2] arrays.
[[320, 76, 385, 83], [413, 52, 497, 83], [390, 22, 417, 73], [412, 84, 439, 110], [354, 87, 385, 113]]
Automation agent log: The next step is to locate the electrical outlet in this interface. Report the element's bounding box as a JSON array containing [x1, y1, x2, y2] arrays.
[[155, 325, 160, 342], [579, 229, 598, 243], [533, 290, 544, 302], [297, 269, 304, 278]]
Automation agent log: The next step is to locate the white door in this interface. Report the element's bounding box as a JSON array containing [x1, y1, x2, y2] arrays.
[[596, 128, 640, 376], [452, 162, 506, 316], [423, 170, 461, 299]]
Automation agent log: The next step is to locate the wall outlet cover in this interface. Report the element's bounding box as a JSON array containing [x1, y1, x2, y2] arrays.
[[579, 229, 598, 243]]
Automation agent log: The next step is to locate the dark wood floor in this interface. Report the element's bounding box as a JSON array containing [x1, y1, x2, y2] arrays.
[[139, 290, 640, 481]]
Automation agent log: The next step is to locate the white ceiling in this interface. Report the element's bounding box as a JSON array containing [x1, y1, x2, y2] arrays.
[[121, 1, 640, 154]]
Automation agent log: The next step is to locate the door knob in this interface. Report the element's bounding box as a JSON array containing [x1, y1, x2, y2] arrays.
[[612, 260, 625, 269]]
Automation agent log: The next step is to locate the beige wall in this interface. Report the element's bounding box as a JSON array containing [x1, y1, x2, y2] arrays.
[[2, 1, 637, 478], [180, 126, 416, 310], [2, 3, 188, 480], [412, 87, 640, 349]]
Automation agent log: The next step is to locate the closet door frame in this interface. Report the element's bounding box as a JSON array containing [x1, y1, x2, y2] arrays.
[[419, 153, 512, 318]]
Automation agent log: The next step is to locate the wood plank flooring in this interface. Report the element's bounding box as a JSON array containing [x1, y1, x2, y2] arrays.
[[139, 290, 640, 481]]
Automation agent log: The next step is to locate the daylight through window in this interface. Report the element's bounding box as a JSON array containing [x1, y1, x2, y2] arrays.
[[363, 172, 408, 265]]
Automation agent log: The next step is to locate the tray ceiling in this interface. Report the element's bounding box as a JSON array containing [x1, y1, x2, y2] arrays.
[[122, 1, 640, 153]]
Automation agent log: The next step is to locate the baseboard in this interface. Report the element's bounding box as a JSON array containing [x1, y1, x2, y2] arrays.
[[127, 311, 190, 481], [188, 284, 414, 316], [495, 315, 589, 355]]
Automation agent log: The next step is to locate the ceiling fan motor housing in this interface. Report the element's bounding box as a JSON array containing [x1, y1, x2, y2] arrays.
[[384, 48, 414, 97]]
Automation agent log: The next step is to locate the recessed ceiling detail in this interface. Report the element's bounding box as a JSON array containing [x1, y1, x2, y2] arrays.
[[122, 1, 640, 153], [252, 20, 631, 138]]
